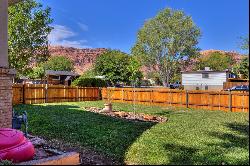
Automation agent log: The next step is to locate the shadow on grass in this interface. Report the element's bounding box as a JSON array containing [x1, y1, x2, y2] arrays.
[[14, 104, 156, 164], [163, 121, 249, 165]]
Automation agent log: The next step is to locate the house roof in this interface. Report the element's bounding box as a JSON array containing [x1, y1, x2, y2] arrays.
[[181, 69, 230, 74], [45, 70, 80, 76], [8, 0, 22, 6]]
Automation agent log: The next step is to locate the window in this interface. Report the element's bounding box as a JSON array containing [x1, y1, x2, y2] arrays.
[[51, 75, 60, 80], [202, 73, 209, 78], [205, 85, 209, 90]]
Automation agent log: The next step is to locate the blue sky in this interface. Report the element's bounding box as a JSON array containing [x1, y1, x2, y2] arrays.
[[38, 0, 249, 54]]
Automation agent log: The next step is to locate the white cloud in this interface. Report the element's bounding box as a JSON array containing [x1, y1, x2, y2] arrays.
[[77, 22, 89, 31], [57, 40, 91, 48], [48, 24, 91, 48], [48, 25, 75, 43]]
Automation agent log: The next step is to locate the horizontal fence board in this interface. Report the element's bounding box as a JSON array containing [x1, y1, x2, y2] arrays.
[[102, 88, 249, 113]]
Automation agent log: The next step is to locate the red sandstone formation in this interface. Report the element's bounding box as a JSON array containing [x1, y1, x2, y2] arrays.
[[48, 46, 244, 75], [49, 46, 107, 75]]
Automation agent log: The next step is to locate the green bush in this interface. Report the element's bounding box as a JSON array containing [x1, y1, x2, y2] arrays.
[[140, 80, 152, 87], [72, 77, 107, 87]]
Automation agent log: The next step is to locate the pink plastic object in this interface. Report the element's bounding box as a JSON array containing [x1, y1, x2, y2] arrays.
[[0, 128, 35, 163]]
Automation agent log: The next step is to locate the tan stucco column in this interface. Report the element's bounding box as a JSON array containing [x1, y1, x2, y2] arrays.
[[0, 0, 9, 68]]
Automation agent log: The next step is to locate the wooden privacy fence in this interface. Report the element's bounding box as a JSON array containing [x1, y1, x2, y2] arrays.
[[223, 82, 249, 90], [12, 84, 101, 105], [102, 88, 249, 113]]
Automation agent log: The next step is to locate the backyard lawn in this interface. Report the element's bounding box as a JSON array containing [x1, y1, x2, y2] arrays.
[[14, 101, 249, 165]]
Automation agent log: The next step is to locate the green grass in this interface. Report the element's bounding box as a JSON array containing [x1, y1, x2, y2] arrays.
[[14, 101, 249, 165]]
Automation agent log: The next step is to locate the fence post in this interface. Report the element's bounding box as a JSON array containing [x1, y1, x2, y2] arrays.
[[229, 90, 232, 112], [76, 87, 79, 102], [242, 93, 245, 112], [121, 88, 124, 102], [45, 84, 48, 103], [98, 87, 102, 100], [186, 90, 189, 108], [22, 84, 26, 104]]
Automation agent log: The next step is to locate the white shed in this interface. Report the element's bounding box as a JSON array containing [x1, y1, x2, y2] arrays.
[[181, 67, 232, 90]]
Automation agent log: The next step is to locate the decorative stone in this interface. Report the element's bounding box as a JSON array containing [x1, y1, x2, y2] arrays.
[[101, 103, 112, 113], [114, 111, 128, 118], [30, 137, 46, 147], [84, 106, 168, 123], [143, 115, 155, 121]]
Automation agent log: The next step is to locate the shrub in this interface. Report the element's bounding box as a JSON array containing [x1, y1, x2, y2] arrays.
[[140, 80, 152, 87], [72, 77, 107, 87]]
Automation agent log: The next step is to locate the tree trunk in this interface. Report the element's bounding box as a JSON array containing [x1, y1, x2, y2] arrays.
[[163, 81, 168, 87]]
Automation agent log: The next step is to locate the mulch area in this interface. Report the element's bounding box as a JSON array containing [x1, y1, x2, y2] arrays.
[[83, 107, 168, 123]]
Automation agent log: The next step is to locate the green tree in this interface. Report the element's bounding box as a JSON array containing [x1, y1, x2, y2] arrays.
[[240, 36, 249, 51], [127, 57, 143, 86], [196, 51, 235, 71], [27, 64, 45, 79], [81, 68, 97, 78], [132, 8, 201, 87], [232, 36, 249, 79], [94, 50, 141, 86], [8, 0, 53, 77], [232, 56, 249, 79], [44, 56, 74, 71]]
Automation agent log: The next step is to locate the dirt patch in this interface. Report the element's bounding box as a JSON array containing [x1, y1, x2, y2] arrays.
[[44, 138, 120, 165], [28, 135, 119, 165]]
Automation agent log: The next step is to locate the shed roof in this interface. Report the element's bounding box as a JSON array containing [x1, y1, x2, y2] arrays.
[[45, 70, 80, 76], [181, 69, 230, 74], [8, 0, 22, 6]]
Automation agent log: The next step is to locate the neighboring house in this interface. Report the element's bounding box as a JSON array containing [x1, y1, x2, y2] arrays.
[[181, 67, 235, 91], [45, 70, 80, 86]]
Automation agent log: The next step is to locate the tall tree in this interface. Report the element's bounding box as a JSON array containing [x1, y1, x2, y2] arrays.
[[232, 36, 249, 79], [44, 56, 74, 72], [27, 56, 74, 79], [8, 0, 53, 77], [240, 36, 249, 51], [232, 56, 249, 79], [132, 8, 201, 87], [195, 51, 235, 71], [94, 49, 142, 86]]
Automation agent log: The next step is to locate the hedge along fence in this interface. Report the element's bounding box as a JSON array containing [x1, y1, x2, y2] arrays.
[[12, 84, 101, 105], [102, 88, 249, 113]]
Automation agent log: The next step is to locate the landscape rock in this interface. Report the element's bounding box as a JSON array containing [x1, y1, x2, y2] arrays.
[[84, 107, 168, 123]]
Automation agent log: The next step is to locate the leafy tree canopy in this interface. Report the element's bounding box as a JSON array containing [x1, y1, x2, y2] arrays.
[[8, 0, 53, 77], [94, 50, 142, 86], [132, 8, 201, 87], [240, 36, 249, 51], [27, 56, 74, 79], [44, 56, 74, 72], [195, 51, 235, 71], [81, 68, 97, 78], [232, 56, 249, 79]]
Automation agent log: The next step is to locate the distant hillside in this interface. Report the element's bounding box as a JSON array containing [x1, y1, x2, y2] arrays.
[[181, 49, 244, 72], [49, 46, 107, 75], [48, 46, 244, 75], [200, 49, 243, 63]]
